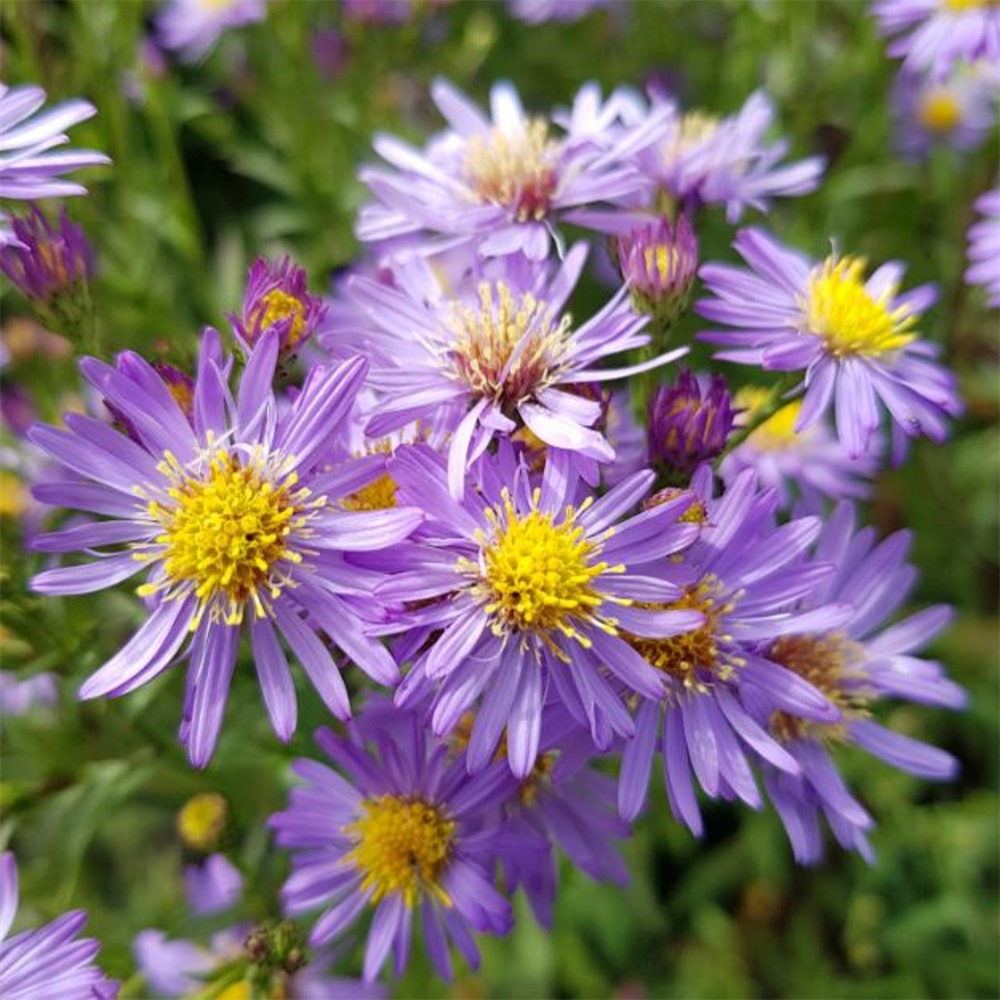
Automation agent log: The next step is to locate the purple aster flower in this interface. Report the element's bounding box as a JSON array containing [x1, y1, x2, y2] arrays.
[[891, 60, 1000, 159], [156, 0, 267, 62], [337, 244, 685, 497], [0, 207, 94, 304], [506, 0, 614, 23], [966, 183, 1000, 307], [231, 256, 328, 358], [647, 369, 735, 476], [0, 83, 109, 247], [872, 0, 1000, 79], [698, 227, 962, 459], [744, 501, 965, 863], [0, 671, 58, 716], [615, 466, 851, 831], [27, 330, 423, 766], [357, 78, 669, 260], [0, 852, 119, 1000], [629, 89, 824, 222], [184, 853, 244, 916], [613, 212, 699, 325], [719, 388, 881, 508], [382, 445, 704, 777], [270, 704, 515, 982]]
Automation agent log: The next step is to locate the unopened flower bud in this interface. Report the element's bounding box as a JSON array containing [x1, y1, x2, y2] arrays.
[[647, 369, 735, 476], [0, 207, 95, 343], [616, 213, 698, 329]]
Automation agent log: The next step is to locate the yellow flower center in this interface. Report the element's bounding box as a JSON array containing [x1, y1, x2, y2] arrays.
[[343, 795, 456, 908], [463, 118, 560, 221], [177, 792, 228, 851], [0, 471, 27, 519], [804, 255, 917, 358], [766, 634, 871, 743], [343, 473, 398, 511], [625, 576, 735, 693], [943, 0, 998, 11], [463, 489, 622, 653], [735, 387, 804, 451], [249, 289, 309, 348], [917, 88, 962, 132], [138, 449, 320, 627], [450, 282, 571, 408]]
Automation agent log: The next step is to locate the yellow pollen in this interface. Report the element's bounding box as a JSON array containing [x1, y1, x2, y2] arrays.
[[177, 792, 228, 851], [138, 449, 320, 627], [643, 488, 708, 525], [343, 473, 398, 511], [463, 489, 623, 654], [804, 255, 917, 358], [463, 118, 560, 221], [625, 576, 735, 693], [766, 633, 871, 744], [450, 282, 571, 408], [917, 88, 962, 131], [343, 795, 455, 908], [735, 387, 804, 451], [250, 289, 309, 348]]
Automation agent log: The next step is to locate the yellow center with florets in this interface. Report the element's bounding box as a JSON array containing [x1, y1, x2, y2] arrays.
[[917, 88, 962, 132], [450, 282, 571, 409], [343, 795, 456, 908], [766, 633, 871, 743], [343, 474, 398, 511], [463, 118, 560, 222], [804, 255, 917, 358], [177, 792, 228, 851], [249, 289, 309, 348], [461, 489, 624, 654], [138, 448, 322, 626], [625, 576, 736, 694]]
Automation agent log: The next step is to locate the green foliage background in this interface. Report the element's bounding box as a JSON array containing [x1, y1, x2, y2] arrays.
[[0, 2, 997, 998]]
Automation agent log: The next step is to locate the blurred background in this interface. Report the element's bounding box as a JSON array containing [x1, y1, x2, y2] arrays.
[[0, 1, 997, 997]]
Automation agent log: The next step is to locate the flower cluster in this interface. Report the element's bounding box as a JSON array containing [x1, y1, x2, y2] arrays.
[[4, 5, 989, 985]]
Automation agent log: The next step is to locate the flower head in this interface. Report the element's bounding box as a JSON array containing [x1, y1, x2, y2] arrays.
[[382, 445, 703, 777], [744, 502, 965, 862], [647, 369, 735, 475], [891, 60, 1000, 160], [156, 0, 268, 62], [271, 704, 514, 982], [0, 207, 93, 304], [633, 90, 824, 222], [357, 79, 667, 260], [872, 0, 1000, 78], [698, 227, 962, 458], [0, 83, 109, 247], [719, 387, 881, 507], [232, 256, 328, 357], [0, 851, 119, 1000], [614, 467, 850, 829], [335, 246, 685, 497], [28, 331, 423, 765], [966, 184, 1000, 307]]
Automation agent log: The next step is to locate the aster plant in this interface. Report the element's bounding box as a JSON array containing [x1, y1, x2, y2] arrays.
[[1, 4, 985, 995]]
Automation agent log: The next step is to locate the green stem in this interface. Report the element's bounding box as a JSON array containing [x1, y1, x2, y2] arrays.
[[714, 373, 799, 466]]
